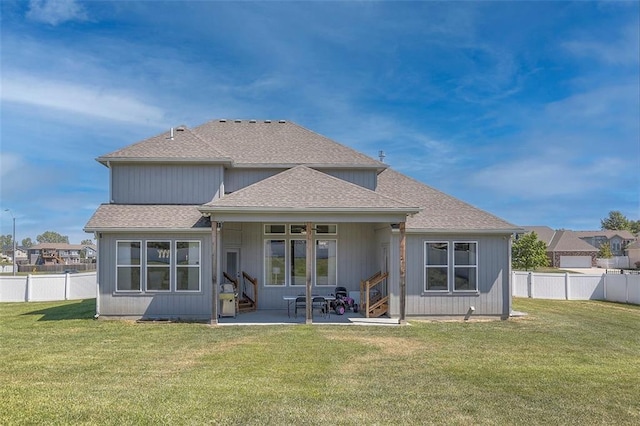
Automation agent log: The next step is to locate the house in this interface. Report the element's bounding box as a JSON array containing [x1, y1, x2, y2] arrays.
[[625, 241, 640, 269], [27, 243, 93, 265], [521, 226, 598, 268], [84, 119, 520, 322], [573, 230, 636, 256]]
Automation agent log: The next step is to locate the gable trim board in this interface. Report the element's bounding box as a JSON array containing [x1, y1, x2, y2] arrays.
[[86, 119, 518, 321]]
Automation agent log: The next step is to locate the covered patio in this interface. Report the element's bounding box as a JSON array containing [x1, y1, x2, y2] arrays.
[[216, 309, 401, 325]]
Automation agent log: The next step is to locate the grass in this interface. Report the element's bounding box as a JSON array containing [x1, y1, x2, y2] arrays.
[[1, 299, 639, 425]]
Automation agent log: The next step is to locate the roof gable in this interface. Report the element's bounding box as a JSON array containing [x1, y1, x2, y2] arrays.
[[202, 166, 417, 212], [548, 230, 598, 252], [376, 168, 518, 232], [84, 205, 210, 231]]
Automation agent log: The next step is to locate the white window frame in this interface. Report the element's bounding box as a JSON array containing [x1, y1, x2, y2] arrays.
[[424, 241, 449, 292], [264, 239, 287, 286], [315, 239, 338, 287], [264, 224, 286, 235], [289, 239, 307, 287], [315, 224, 338, 235], [145, 240, 172, 292], [175, 240, 201, 292], [453, 241, 478, 293], [116, 240, 142, 292]]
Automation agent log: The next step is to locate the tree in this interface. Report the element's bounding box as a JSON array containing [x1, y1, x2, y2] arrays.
[[21, 237, 33, 248], [0, 234, 13, 253], [512, 231, 549, 271], [80, 239, 94, 245], [36, 231, 69, 244], [598, 242, 613, 259], [601, 211, 630, 231], [630, 220, 640, 236]]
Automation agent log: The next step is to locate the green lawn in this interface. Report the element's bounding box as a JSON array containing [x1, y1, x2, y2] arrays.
[[1, 299, 639, 425]]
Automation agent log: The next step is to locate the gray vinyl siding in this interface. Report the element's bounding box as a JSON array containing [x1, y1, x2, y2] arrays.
[[225, 222, 378, 310], [403, 233, 511, 318], [224, 168, 377, 193], [111, 164, 223, 204], [322, 169, 377, 190], [225, 169, 285, 193], [96, 232, 212, 320]]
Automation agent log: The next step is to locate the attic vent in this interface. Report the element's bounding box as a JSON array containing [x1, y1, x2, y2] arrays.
[[278, 120, 286, 123], [219, 119, 227, 122], [176, 125, 186, 131], [264, 120, 272, 123], [249, 119, 257, 123], [234, 119, 242, 123]]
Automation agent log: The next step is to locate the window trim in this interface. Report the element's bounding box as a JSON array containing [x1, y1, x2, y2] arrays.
[[452, 241, 478, 293], [116, 240, 142, 293], [264, 238, 287, 287], [424, 241, 450, 293], [315, 239, 338, 287], [145, 240, 172, 292], [175, 240, 201, 292]]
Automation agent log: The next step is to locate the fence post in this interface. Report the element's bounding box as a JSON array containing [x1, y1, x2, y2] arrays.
[[64, 272, 70, 300], [565, 272, 570, 300], [528, 272, 533, 298], [26, 274, 32, 302], [625, 274, 630, 304]]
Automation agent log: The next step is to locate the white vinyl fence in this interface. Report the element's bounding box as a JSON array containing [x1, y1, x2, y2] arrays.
[[0, 272, 96, 302], [513, 271, 640, 305]]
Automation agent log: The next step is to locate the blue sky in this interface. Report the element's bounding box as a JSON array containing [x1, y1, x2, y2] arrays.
[[1, 0, 639, 244]]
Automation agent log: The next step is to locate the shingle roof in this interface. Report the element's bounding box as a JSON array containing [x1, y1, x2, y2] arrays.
[[201, 166, 418, 212], [548, 230, 598, 252], [29, 243, 88, 250], [193, 119, 384, 167], [573, 230, 636, 240], [98, 120, 384, 168], [84, 205, 210, 231], [97, 127, 230, 164], [376, 168, 519, 232], [521, 226, 556, 245]]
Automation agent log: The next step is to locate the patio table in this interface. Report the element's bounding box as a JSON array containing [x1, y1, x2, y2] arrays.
[[283, 295, 335, 318]]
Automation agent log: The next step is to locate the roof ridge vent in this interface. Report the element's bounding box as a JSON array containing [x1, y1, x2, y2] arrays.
[[176, 125, 186, 131], [219, 119, 227, 122], [264, 120, 272, 123], [249, 119, 257, 123], [234, 119, 242, 123], [278, 120, 286, 123]]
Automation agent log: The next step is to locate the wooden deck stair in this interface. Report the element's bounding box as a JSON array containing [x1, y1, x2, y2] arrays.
[[360, 271, 389, 318]]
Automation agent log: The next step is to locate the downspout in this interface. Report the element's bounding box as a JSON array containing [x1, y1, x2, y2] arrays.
[[210, 221, 219, 325], [305, 221, 313, 324], [399, 222, 406, 324]]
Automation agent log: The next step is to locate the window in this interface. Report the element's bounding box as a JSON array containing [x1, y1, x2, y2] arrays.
[[315, 224, 337, 235], [265, 224, 286, 235], [176, 241, 201, 291], [425, 242, 448, 291], [315, 240, 337, 286], [453, 242, 477, 291], [116, 241, 141, 291], [146, 241, 171, 291], [265, 240, 286, 286], [290, 224, 305, 235], [424, 241, 478, 292], [290, 240, 307, 286]]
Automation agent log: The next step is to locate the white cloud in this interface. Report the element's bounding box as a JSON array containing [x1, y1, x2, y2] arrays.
[[2, 74, 166, 127], [563, 24, 640, 66], [26, 0, 88, 25]]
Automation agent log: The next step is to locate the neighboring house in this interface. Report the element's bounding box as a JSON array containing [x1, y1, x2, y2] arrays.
[[573, 230, 636, 256], [28, 243, 88, 265], [82, 245, 98, 261], [626, 241, 640, 269], [521, 226, 598, 268], [1, 246, 28, 263], [84, 119, 520, 321]]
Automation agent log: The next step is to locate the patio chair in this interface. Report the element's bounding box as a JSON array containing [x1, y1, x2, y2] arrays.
[[294, 296, 306, 318], [312, 296, 329, 319]]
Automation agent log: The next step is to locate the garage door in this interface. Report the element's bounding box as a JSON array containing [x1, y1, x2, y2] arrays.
[[560, 256, 592, 268]]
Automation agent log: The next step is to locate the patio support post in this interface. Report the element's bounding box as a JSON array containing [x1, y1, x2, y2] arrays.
[[210, 221, 219, 325], [305, 221, 313, 324], [399, 221, 406, 324]]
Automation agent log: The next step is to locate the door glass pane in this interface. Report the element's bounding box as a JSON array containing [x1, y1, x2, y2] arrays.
[[290, 240, 306, 286]]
